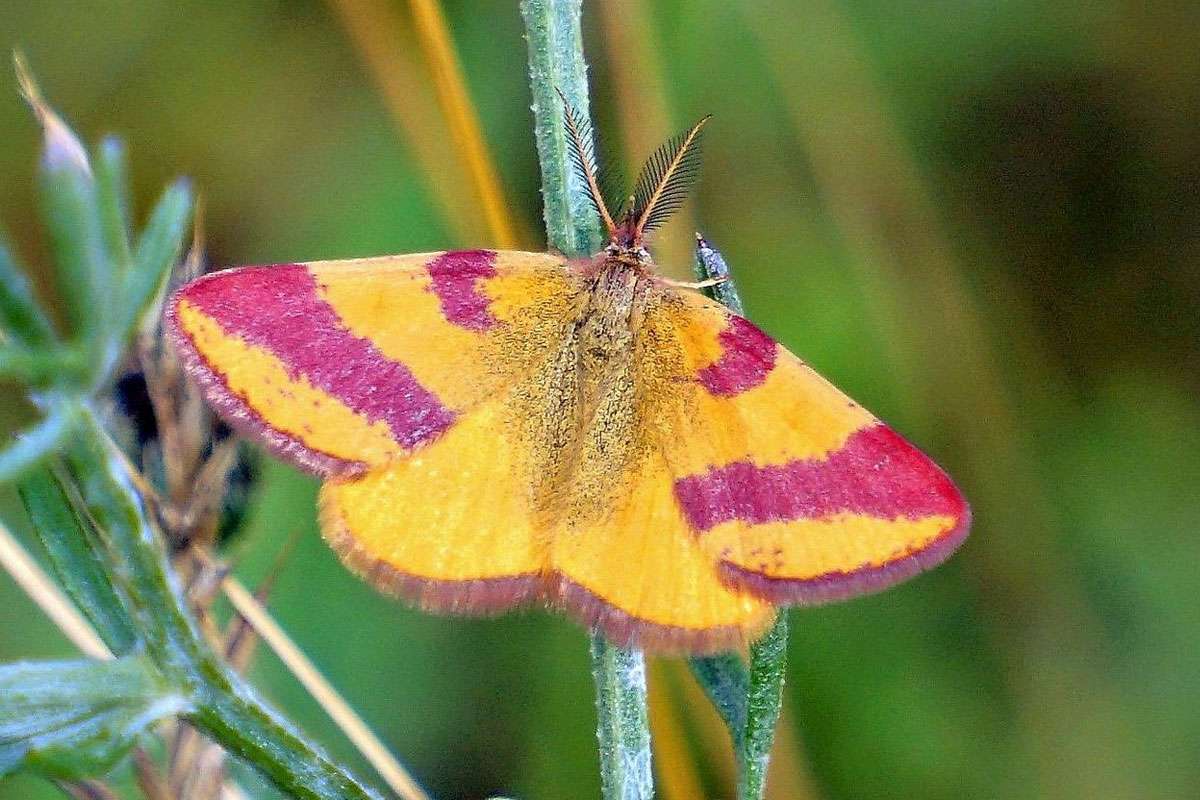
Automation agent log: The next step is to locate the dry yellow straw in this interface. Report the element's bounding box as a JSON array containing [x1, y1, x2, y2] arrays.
[[0, 521, 110, 659], [647, 660, 707, 800], [406, 0, 521, 248]]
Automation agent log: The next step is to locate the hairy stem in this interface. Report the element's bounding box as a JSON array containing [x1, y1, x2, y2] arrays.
[[521, 0, 605, 256], [522, 2, 654, 798]]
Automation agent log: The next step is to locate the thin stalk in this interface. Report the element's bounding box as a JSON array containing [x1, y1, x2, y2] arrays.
[[590, 636, 654, 800], [521, 2, 653, 798], [521, 0, 605, 256], [0, 520, 111, 660]]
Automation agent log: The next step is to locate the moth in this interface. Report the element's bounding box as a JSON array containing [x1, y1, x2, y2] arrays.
[[165, 102, 969, 653]]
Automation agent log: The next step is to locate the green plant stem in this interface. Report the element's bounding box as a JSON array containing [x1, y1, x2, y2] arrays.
[[740, 614, 788, 800], [691, 237, 790, 800], [589, 636, 654, 800], [192, 677, 381, 800], [522, 2, 654, 798], [521, 0, 604, 257], [65, 408, 204, 668]]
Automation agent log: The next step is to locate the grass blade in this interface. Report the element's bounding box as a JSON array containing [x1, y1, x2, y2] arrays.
[[124, 179, 192, 337], [408, 0, 521, 248], [740, 615, 788, 800], [687, 651, 749, 745], [93, 137, 133, 275]]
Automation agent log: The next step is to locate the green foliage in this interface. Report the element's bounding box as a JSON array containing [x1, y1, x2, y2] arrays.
[[0, 67, 194, 484], [0, 67, 390, 799], [0, 239, 53, 348], [0, 656, 188, 780]]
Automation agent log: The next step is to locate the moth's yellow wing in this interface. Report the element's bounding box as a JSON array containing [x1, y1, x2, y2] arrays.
[[548, 451, 776, 653], [319, 399, 545, 612], [544, 286, 968, 651], [168, 249, 587, 614], [166, 250, 582, 475], [657, 291, 971, 605]]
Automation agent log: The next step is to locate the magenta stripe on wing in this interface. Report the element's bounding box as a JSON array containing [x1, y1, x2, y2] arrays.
[[696, 316, 777, 396], [674, 424, 966, 532], [181, 264, 456, 449], [427, 250, 498, 331]]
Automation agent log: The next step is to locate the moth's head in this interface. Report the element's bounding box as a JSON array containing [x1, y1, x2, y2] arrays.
[[558, 89, 709, 259]]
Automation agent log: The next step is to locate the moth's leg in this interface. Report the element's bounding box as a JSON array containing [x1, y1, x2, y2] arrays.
[[663, 275, 729, 290]]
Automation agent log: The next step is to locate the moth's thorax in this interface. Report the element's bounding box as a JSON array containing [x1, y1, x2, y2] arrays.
[[511, 252, 681, 532]]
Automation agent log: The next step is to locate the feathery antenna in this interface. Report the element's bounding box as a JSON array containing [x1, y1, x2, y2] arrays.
[[629, 116, 710, 242], [556, 88, 617, 238]]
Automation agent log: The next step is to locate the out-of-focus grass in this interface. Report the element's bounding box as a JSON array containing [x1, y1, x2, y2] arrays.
[[1, 1, 1198, 799]]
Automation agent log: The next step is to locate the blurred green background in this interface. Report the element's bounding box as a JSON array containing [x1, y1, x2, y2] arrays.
[[1, 1, 1198, 799]]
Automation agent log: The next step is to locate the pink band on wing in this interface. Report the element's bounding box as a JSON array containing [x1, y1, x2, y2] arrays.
[[426, 250, 498, 331], [696, 315, 777, 396], [180, 264, 456, 450], [673, 424, 966, 532]]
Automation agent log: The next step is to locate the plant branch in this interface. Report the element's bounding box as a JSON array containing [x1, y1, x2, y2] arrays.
[[67, 407, 390, 800], [521, 0, 605, 256]]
